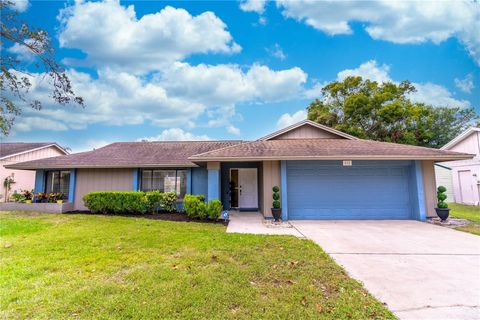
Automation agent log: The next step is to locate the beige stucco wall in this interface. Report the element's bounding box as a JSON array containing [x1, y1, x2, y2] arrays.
[[261, 160, 280, 218], [0, 146, 65, 202], [422, 160, 437, 218], [74, 168, 133, 210], [273, 125, 342, 140]]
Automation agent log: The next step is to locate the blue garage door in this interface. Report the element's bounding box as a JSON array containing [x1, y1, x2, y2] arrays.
[[287, 161, 413, 220]]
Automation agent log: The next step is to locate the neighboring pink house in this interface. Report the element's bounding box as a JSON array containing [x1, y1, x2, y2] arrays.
[[0, 143, 68, 202], [436, 127, 480, 205]]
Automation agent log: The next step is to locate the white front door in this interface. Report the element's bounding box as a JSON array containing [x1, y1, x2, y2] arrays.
[[238, 168, 258, 208]]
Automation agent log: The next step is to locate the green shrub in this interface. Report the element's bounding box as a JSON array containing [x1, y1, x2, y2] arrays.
[[162, 192, 178, 212], [83, 191, 147, 214], [272, 186, 281, 209], [184, 194, 207, 219], [436, 186, 448, 209], [207, 200, 223, 220], [437, 186, 447, 193], [145, 191, 164, 213]]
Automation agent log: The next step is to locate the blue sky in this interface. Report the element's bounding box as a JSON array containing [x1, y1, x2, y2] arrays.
[[4, 0, 480, 151]]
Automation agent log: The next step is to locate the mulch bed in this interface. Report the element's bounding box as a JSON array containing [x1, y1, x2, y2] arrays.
[[65, 211, 228, 225]]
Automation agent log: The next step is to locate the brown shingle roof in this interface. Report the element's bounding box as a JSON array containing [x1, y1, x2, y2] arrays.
[[189, 139, 473, 161], [7, 141, 242, 169], [0, 142, 65, 159]]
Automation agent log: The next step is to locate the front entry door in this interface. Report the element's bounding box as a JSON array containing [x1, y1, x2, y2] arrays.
[[238, 168, 258, 208]]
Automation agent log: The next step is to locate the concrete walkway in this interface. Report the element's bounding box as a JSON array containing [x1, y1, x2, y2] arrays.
[[291, 220, 480, 320], [226, 211, 303, 237]]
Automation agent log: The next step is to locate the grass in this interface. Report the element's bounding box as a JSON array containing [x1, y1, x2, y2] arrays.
[[0, 211, 394, 319], [449, 203, 480, 236]]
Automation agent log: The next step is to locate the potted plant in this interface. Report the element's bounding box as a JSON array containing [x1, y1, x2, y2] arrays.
[[271, 186, 282, 222], [435, 186, 450, 221], [22, 189, 33, 203], [3, 176, 15, 202]]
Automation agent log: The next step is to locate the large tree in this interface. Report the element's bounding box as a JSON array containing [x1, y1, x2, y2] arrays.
[[0, 0, 83, 136], [307, 76, 478, 148]]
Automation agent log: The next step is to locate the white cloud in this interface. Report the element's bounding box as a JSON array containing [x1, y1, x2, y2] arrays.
[[454, 73, 475, 93], [58, 1, 241, 73], [266, 43, 287, 60], [10, 68, 205, 132], [277, 110, 307, 129], [227, 125, 241, 135], [276, 0, 480, 65], [139, 128, 210, 141], [240, 0, 267, 14], [334, 60, 471, 108], [10, 0, 29, 12], [337, 60, 391, 83], [160, 62, 307, 108], [15, 117, 68, 132], [10, 61, 308, 132], [410, 83, 471, 108]]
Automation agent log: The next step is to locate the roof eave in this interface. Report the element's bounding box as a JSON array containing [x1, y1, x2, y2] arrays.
[[189, 155, 474, 162], [5, 163, 200, 170]]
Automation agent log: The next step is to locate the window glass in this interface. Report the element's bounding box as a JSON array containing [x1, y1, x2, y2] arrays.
[[176, 170, 187, 199], [45, 170, 70, 199], [140, 169, 187, 199], [142, 170, 152, 191]]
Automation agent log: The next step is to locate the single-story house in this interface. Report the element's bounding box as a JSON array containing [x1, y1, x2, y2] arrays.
[[0, 142, 68, 202], [6, 120, 473, 220], [435, 127, 480, 205]]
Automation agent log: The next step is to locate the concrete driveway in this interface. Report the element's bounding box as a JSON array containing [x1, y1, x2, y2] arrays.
[[290, 220, 480, 320]]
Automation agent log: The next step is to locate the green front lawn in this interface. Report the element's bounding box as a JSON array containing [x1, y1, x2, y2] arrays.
[[0, 211, 394, 319], [449, 203, 480, 235]]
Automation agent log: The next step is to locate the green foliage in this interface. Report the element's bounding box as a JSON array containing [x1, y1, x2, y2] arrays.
[[207, 200, 223, 220], [437, 193, 447, 201], [145, 191, 164, 213], [438, 202, 449, 209], [184, 195, 221, 220], [161, 192, 178, 212], [11, 191, 24, 202], [83, 191, 147, 214], [184, 194, 208, 219], [437, 186, 447, 193], [272, 186, 281, 208], [273, 200, 281, 209], [436, 186, 448, 209], [306, 76, 478, 148]]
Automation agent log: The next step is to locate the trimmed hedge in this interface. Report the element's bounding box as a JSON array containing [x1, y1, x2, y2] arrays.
[[83, 191, 178, 214], [83, 191, 147, 214]]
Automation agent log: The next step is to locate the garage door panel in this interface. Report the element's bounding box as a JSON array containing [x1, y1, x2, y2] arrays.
[[287, 161, 412, 220]]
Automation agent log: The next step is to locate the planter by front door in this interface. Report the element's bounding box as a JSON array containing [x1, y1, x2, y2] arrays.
[[230, 168, 258, 209]]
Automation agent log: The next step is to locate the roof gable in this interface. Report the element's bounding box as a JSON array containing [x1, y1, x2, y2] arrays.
[[259, 120, 357, 141], [441, 127, 480, 150], [0, 142, 68, 160]]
